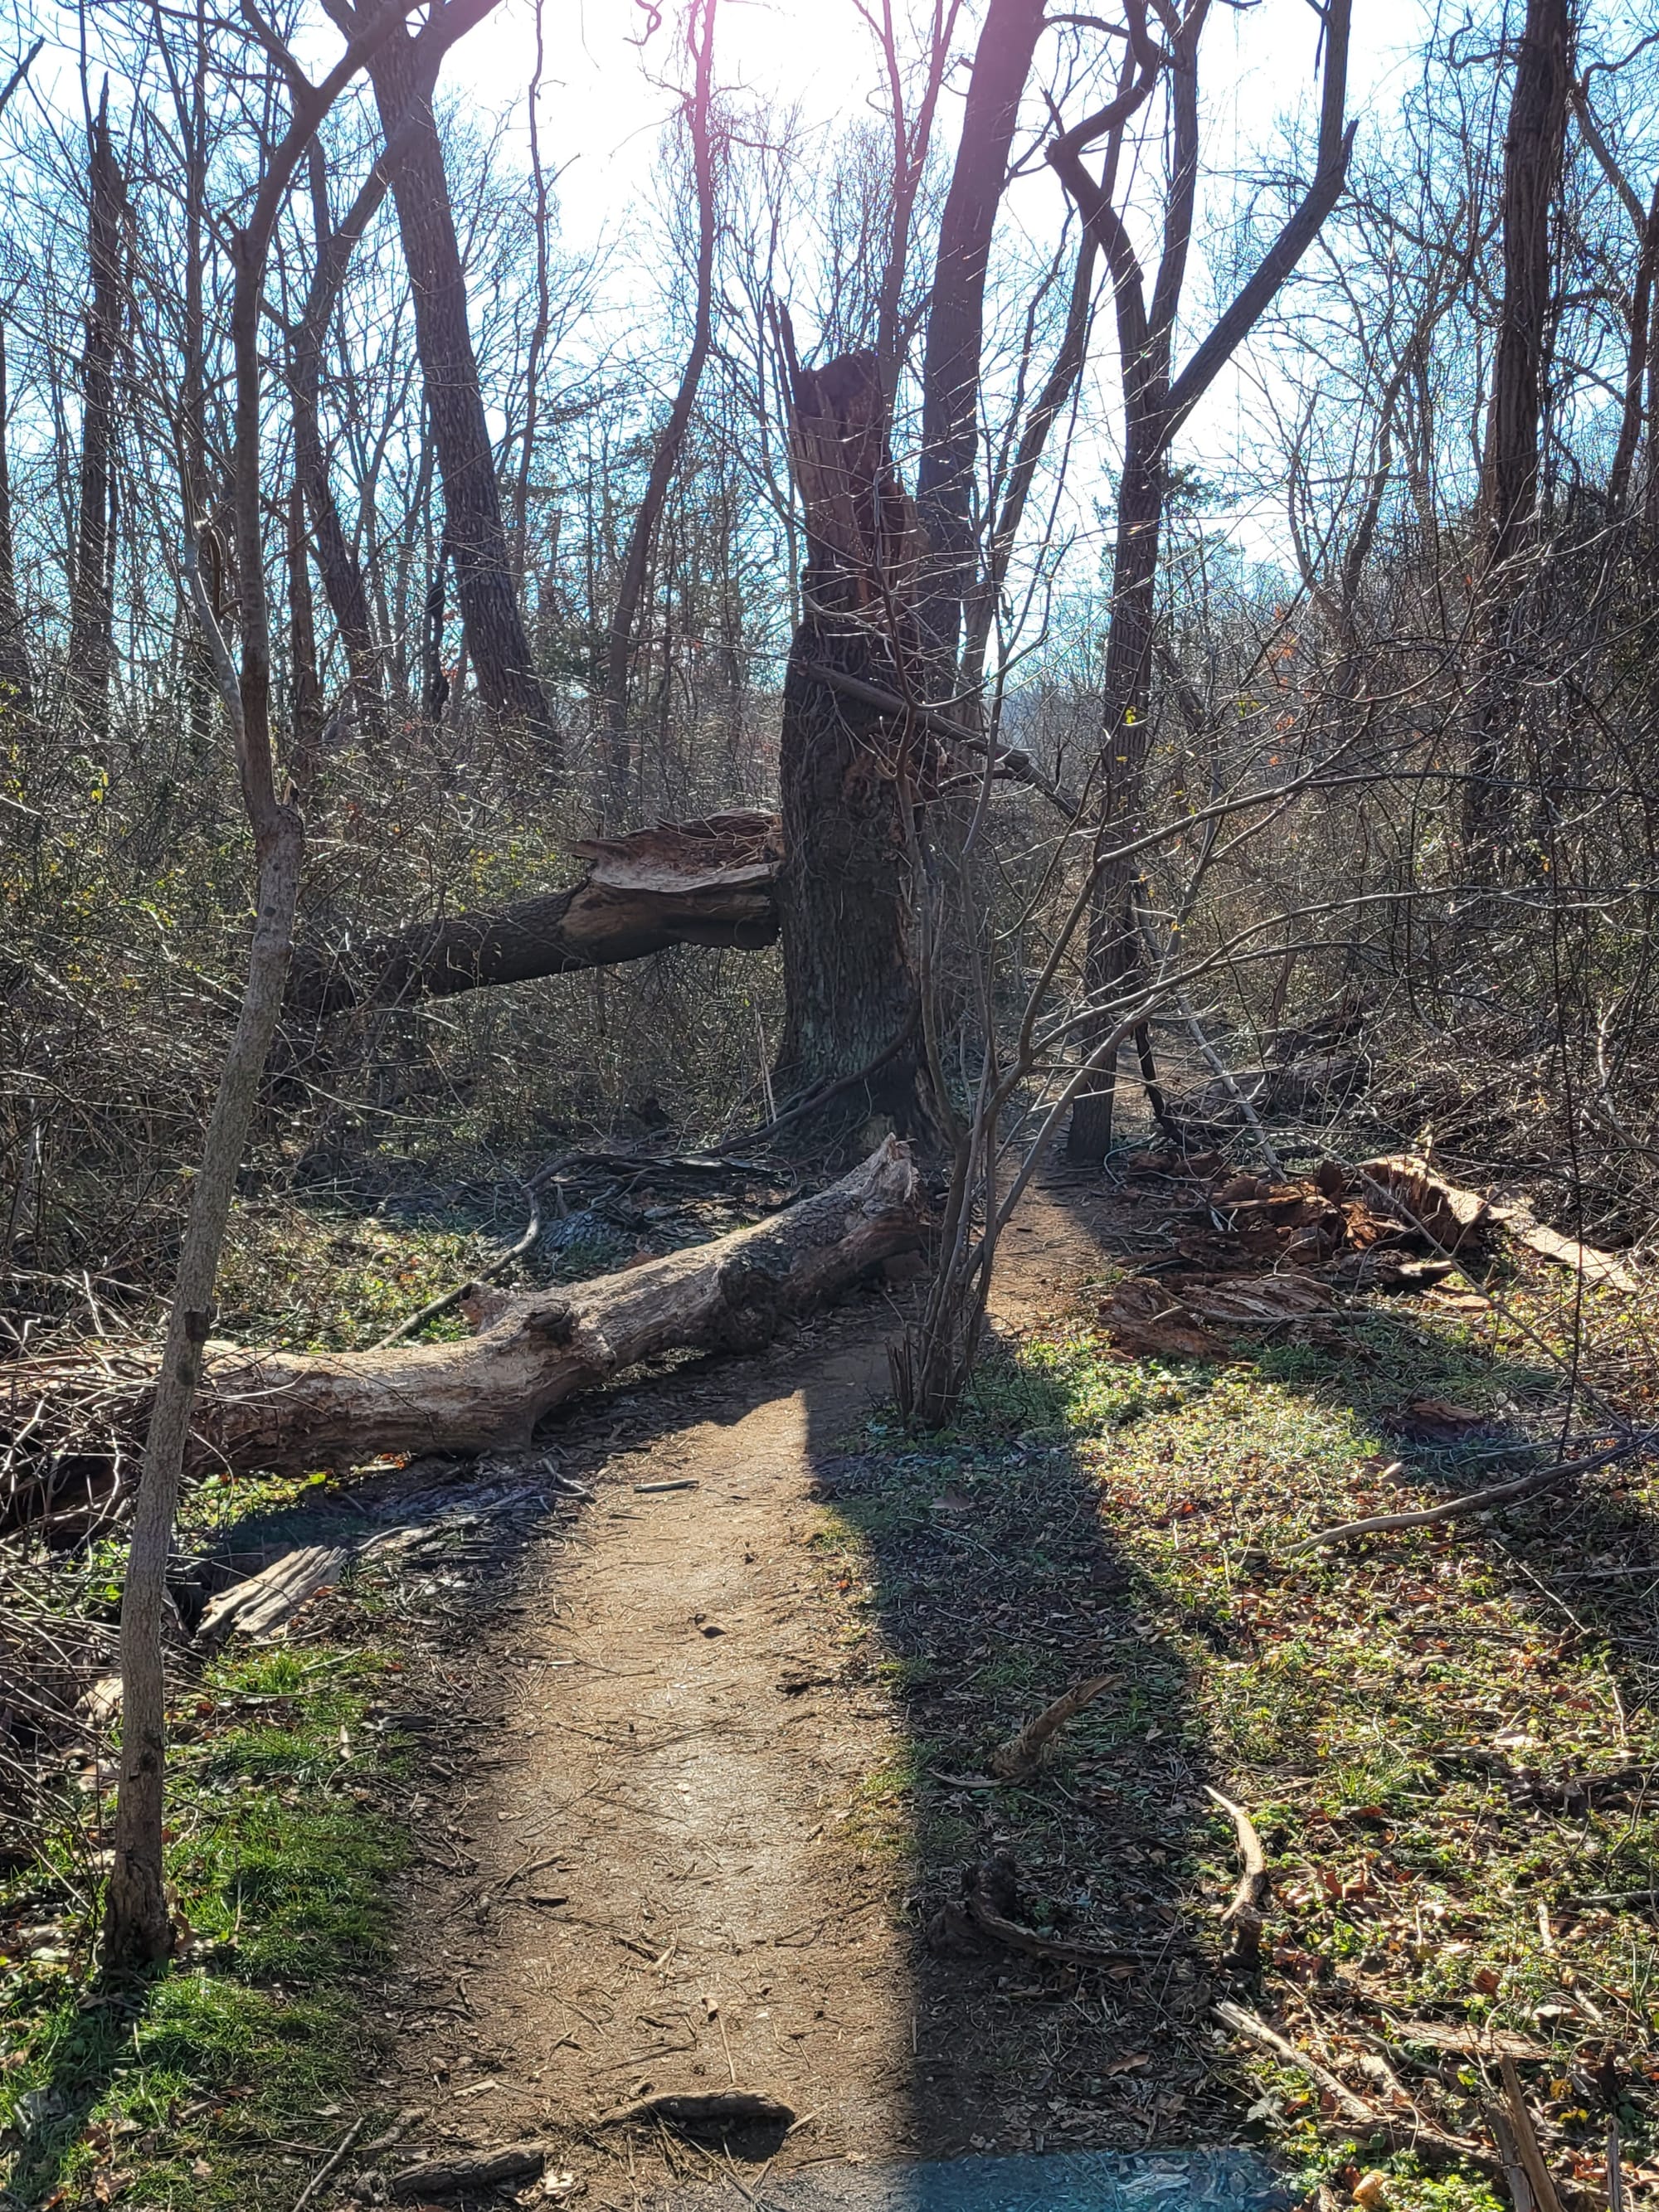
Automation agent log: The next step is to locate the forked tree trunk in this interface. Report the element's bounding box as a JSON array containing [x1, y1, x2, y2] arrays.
[[1048, 0, 1354, 1162], [913, 0, 1048, 673], [776, 348, 943, 1144], [16, 1142, 922, 1487]]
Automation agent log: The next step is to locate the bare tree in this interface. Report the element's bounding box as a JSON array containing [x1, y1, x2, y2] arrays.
[[1049, 0, 1355, 1162], [327, 0, 559, 753], [103, 0, 425, 1971], [1463, 0, 1574, 865], [65, 84, 128, 737]]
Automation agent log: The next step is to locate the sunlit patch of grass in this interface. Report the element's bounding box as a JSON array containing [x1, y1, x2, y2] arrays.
[[1006, 1303, 1659, 2180], [0, 1641, 408, 2209], [811, 1262, 1659, 2179]]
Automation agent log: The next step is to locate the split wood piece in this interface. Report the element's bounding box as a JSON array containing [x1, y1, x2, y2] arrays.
[[1489, 1201, 1642, 1293], [197, 1545, 350, 1646], [390, 2143, 546, 2200], [1384, 2020, 1550, 2060], [600, 2091, 794, 2137], [1204, 1785, 1269, 1966], [1286, 1441, 1634, 1554], [1215, 2001, 1500, 2173], [286, 811, 781, 1018], [77, 1674, 124, 1725], [989, 1671, 1117, 1779], [1360, 1153, 1639, 1289], [1355, 1155, 1493, 1252], [7, 1141, 925, 1479], [1500, 2056, 1566, 2212]]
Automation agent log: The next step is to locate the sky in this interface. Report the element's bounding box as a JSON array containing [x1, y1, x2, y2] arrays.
[[442, 0, 1443, 565], [449, 0, 1439, 257]]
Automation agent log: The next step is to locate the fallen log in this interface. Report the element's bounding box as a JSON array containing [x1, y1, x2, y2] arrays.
[[286, 809, 781, 1017], [5, 1141, 924, 1488]]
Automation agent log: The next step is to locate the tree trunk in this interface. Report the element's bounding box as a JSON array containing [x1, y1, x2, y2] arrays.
[[293, 141, 389, 734], [1463, 0, 1573, 863], [913, 0, 1047, 673], [21, 1142, 923, 1489], [0, 322, 31, 710], [602, 0, 718, 822], [1048, 0, 1354, 1162], [775, 348, 941, 1142], [102, 0, 422, 1968], [366, 23, 557, 752], [66, 87, 125, 738], [1066, 435, 1160, 1162], [286, 479, 325, 795], [103, 809, 302, 1964], [286, 810, 781, 1016]]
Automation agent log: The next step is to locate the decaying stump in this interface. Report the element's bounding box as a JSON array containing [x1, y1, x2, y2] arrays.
[[285, 810, 781, 1018], [2, 1141, 924, 1506]]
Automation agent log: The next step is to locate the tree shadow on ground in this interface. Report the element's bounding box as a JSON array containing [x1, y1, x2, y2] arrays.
[[945, 1164, 1659, 2182], [796, 1326, 1262, 2161]]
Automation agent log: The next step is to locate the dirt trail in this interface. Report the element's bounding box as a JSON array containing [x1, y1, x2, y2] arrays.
[[387, 1184, 1131, 2189]]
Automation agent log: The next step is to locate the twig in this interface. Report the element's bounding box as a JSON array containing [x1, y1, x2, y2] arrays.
[[1204, 1784, 1269, 1964], [292, 2113, 366, 2212], [963, 1884, 1151, 1967], [989, 1671, 1117, 1778], [1285, 1443, 1635, 1554], [368, 1188, 542, 1349], [1214, 2001, 1500, 2171], [1500, 2058, 1564, 2212]]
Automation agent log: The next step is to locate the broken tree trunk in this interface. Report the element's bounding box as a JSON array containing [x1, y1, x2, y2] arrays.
[[776, 346, 945, 1143], [7, 1141, 923, 1492], [286, 810, 781, 1017]]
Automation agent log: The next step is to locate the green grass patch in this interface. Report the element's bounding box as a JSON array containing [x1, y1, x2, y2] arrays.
[[0, 1641, 410, 2209], [805, 1259, 1659, 2186]]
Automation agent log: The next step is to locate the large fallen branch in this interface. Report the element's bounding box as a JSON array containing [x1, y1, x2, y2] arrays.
[[286, 810, 781, 1017], [6, 1141, 924, 1492]]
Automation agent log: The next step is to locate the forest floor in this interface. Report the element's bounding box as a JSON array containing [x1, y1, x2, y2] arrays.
[[4, 1142, 1659, 2212]]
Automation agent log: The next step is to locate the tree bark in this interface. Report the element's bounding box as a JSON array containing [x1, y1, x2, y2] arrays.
[[359, 6, 558, 752], [775, 348, 941, 1141], [913, 0, 1047, 673], [1048, 0, 1354, 1162], [1463, 0, 1573, 863], [23, 1142, 923, 1485], [66, 86, 126, 738], [0, 322, 31, 710], [286, 809, 781, 1017]]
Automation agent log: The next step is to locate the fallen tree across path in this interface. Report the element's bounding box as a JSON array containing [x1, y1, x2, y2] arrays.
[[3, 1140, 925, 1511]]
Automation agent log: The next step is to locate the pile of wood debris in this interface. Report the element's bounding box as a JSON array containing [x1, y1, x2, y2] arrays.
[[1096, 1150, 1640, 1361]]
